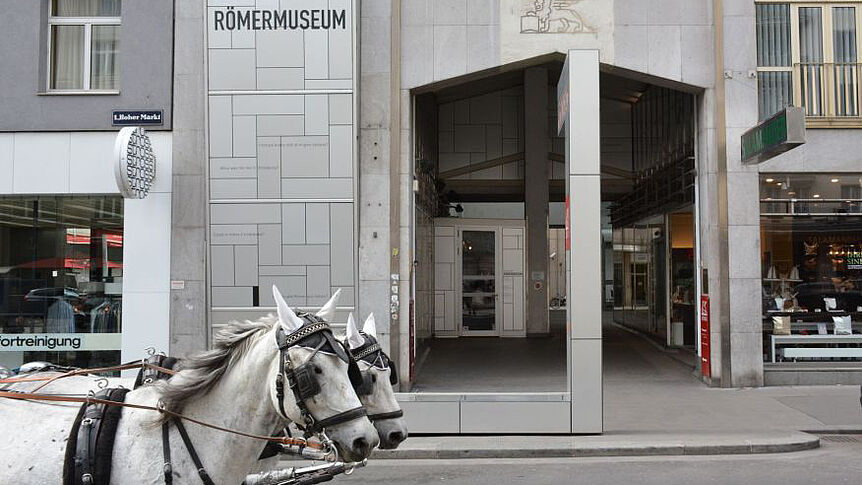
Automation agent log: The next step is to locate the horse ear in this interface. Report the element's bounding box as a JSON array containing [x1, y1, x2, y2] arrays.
[[362, 313, 377, 339], [314, 288, 342, 322], [346, 313, 365, 349], [272, 285, 303, 332]]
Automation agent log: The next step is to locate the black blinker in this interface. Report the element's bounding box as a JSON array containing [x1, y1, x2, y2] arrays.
[[292, 364, 321, 400], [356, 373, 375, 396]]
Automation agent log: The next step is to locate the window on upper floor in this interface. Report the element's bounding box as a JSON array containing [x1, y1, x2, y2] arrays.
[[48, 0, 121, 92], [756, 2, 862, 125]]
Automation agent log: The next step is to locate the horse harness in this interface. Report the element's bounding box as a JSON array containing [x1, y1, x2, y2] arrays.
[[60, 356, 181, 485], [350, 333, 404, 422], [159, 314, 367, 485]]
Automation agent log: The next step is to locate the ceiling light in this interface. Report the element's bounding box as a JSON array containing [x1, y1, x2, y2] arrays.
[[831, 178, 839, 183], [765, 178, 774, 183], [813, 194, 820, 198]]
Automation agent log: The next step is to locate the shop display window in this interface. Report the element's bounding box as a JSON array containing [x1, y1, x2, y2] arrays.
[[760, 174, 862, 363], [0, 196, 124, 370]]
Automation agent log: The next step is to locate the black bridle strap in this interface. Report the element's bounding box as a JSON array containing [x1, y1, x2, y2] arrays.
[[171, 418, 216, 485], [367, 409, 404, 422], [161, 421, 173, 485], [305, 406, 368, 435]]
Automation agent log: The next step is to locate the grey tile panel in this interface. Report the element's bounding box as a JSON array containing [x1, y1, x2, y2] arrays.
[[210, 224, 260, 245], [329, 94, 353, 124], [255, 29, 305, 68], [208, 49, 257, 90], [232, 95, 304, 115], [304, 29, 329, 80], [281, 178, 353, 198], [281, 203, 307, 243], [234, 245, 260, 286], [282, 244, 330, 266], [259, 265, 306, 276], [306, 265, 331, 305], [210, 157, 257, 179], [304, 79, 352, 90], [305, 203, 331, 244], [260, 275, 307, 306], [211, 246, 235, 286], [232, 115, 257, 157], [329, 125, 353, 177], [330, 203, 354, 287], [257, 115, 305, 137], [209, 97, 234, 157], [211, 203, 281, 224], [304, 96, 330, 135], [212, 286, 253, 307], [281, 136, 330, 177], [257, 223, 283, 265], [256, 137, 282, 197], [211, 178, 258, 198], [257, 67, 305, 90]]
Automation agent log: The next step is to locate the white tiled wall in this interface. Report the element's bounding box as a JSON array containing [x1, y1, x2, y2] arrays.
[[206, 0, 358, 316]]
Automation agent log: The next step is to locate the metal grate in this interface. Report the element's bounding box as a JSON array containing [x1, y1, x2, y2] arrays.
[[820, 435, 860, 443]]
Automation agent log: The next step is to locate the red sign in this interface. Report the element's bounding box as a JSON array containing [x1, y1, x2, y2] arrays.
[[565, 196, 571, 250], [700, 295, 711, 378]]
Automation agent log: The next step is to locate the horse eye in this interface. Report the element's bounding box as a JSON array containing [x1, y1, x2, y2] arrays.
[[314, 366, 322, 374]]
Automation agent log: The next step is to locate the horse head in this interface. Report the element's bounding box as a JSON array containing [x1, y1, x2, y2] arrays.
[[270, 286, 379, 462], [345, 312, 408, 450]]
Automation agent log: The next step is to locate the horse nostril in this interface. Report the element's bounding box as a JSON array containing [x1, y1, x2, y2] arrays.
[[352, 437, 370, 455], [388, 431, 404, 443]]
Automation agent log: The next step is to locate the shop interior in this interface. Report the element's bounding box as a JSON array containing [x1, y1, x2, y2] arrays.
[[409, 55, 700, 392], [760, 173, 862, 365], [0, 196, 124, 370]]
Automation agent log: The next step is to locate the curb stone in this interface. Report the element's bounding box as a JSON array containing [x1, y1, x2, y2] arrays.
[[369, 433, 821, 459]]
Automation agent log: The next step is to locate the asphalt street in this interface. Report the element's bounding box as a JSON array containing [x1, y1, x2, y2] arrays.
[[341, 438, 862, 484]]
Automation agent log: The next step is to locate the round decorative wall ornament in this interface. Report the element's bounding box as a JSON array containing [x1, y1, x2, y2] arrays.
[[114, 126, 157, 199]]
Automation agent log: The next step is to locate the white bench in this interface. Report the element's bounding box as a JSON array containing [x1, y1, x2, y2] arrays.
[[771, 334, 862, 362]]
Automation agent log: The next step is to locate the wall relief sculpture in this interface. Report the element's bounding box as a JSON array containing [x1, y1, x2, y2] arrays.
[[520, 0, 593, 34]]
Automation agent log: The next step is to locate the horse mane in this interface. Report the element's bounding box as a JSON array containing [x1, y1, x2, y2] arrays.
[[157, 315, 278, 414]]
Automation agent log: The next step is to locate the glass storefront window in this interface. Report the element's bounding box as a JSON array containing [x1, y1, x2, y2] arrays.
[[0, 196, 124, 370], [760, 174, 862, 363]]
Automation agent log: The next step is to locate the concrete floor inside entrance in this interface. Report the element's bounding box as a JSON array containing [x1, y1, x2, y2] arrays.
[[410, 310, 701, 393]]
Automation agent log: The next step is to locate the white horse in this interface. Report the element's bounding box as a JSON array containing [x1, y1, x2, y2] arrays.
[[344, 312, 408, 449], [0, 287, 378, 484]]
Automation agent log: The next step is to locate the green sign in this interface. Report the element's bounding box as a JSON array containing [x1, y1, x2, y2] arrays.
[[740, 107, 805, 164]]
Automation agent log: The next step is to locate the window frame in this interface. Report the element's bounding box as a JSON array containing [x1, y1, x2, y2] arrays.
[[756, 1, 862, 126], [46, 4, 122, 94]]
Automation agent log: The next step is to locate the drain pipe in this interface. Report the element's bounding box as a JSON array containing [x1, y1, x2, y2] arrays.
[[712, 0, 733, 387]]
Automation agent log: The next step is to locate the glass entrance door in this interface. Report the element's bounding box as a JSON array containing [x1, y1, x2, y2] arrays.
[[460, 229, 499, 335]]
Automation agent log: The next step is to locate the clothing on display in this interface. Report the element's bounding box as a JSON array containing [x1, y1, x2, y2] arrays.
[[46, 299, 75, 333], [90, 300, 121, 333]]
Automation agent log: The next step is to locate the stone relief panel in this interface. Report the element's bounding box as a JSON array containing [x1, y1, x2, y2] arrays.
[[500, 0, 614, 65], [520, 0, 593, 34]]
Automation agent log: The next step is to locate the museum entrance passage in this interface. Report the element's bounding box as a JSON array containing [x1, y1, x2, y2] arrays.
[[408, 55, 702, 397]]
